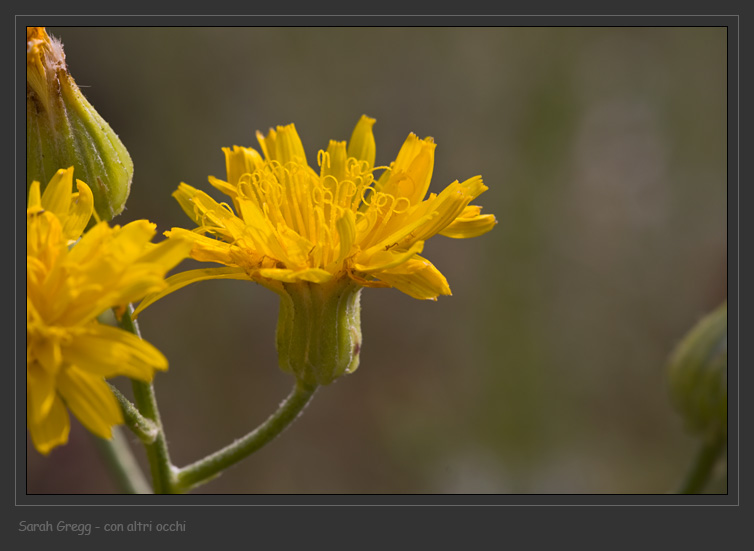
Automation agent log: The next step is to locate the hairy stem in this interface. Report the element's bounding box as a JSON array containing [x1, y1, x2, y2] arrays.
[[108, 383, 159, 444], [174, 380, 317, 493], [118, 305, 177, 494]]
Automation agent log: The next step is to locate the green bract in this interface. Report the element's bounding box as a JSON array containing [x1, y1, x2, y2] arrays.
[[276, 278, 363, 386]]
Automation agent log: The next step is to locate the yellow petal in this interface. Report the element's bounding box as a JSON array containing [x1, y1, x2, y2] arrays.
[[347, 115, 376, 170], [97, 266, 168, 310], [109, 220, 159, 262], [64, 324, 168, 381], [27, 361, 57, 422], [377, 134, 436, 205], [439, 209, 497, 238], [223, 145, 265, 187], [407, 176, 488, 244], [34, 338, 63, 376], [335, 209, 357, 265], [173, 182, 205, 226], [64, 220, 110, 265], [208, 176, 239, 201], [57, 367, 123, 440], [277, 225, 315, 268], [321, 140, 348, 183], [27, 180, 42, 210], [354, 240, 424, 272], [273, 123, 308, 166], [27, 393, 70, 455], [178, 186, 247, 241], [256, 127, 277, 161], [360, 207, 439, 257], [133, 266, 251, 317], [40, 167, 74, 218], [165, 228, 235, 265], [373, 256, 451, 300], [136, 234, 192, 271], [60, 179, 94, 241]]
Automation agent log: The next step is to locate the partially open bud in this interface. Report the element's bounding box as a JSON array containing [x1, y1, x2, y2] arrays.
[[275, 278, 363, 386], [26, 27, 133, 221], [667, 302, 727, 443]]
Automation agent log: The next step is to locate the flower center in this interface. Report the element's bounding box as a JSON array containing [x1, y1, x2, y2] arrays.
[[231, 152, 410, 271]]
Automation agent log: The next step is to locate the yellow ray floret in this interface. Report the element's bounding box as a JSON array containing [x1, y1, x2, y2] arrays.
[[137, 115, 496, 313], [26, 170, 191, 454]]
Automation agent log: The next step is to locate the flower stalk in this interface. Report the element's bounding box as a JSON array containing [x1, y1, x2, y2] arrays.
[[116, 305, 177, 494], [117, 304, 318, 494], [172, 380, 317, 494]]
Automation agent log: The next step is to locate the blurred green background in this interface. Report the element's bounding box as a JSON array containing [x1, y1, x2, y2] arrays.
[[27, 27, 727, 494]]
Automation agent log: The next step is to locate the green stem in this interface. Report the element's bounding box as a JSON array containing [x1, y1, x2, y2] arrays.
[[677, 435, 725, 494], [91, 426, 152, 494], [174, 380, 317, 493], [117, 305, 177, 494], [108, 383, 159, 444]]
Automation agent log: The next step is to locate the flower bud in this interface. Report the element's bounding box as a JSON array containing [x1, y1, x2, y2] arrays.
[[26, 27, 133, 221], [275, 278, 363, 386], [667, 302, 727, 442]]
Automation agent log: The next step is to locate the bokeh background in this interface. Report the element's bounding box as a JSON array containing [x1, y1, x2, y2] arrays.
[[26, 26, 727, 494]]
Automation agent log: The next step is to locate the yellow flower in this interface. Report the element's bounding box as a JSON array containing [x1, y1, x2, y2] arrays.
[[27, 168, 190, 454], [136, 116, 495, 385], [139, 115, 496, 304]]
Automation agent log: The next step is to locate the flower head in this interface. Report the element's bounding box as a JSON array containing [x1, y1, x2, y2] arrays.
[[27, 168, 190, 454], [135, 116, 495, 385], [27, 27, 133, 222], [139, 115, 496, 306]]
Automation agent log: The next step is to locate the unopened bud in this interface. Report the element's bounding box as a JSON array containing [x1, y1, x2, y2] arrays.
[[26, 27, 133, 221], [667, 302, 727, 442]]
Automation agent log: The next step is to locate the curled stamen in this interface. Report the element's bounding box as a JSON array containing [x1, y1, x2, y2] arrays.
[[238, 172, 253, 187], [237, 180, 254, 201], [360, 185, 380, 207], [321, 174, 339, 192], [345, 157, 372, 177], [311, 185, 323, 206], [392, 196, 411, 214], [373, 192, 391, 211], [251, 173, 273, 197]]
